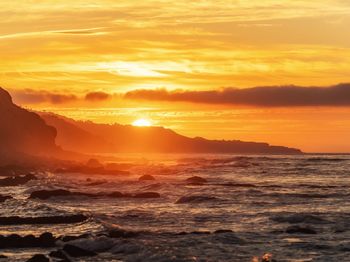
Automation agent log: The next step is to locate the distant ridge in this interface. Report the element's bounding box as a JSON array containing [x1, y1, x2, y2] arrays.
[[41, 112, 303, 155]]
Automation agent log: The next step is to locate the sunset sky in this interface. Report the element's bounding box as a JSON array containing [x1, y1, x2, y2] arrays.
[[2, 0, 350, 152]]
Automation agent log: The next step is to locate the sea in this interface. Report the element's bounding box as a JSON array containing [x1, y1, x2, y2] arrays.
[[0, 154, 349, 261]]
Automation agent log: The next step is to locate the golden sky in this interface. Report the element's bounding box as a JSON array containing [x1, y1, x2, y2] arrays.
[[1, 0, 350, 152]]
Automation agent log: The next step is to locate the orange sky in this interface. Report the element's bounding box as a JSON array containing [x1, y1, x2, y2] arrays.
[[1, 0, 350, 152]]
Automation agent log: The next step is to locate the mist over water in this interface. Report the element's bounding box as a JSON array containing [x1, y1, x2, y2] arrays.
[[1, 154, 350, 261]]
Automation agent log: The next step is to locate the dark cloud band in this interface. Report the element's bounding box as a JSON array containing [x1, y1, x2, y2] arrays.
[[125, 84, 350, 107]]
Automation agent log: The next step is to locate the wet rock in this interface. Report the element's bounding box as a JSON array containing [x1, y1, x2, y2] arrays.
[[55, 165, 129, 176], [0, 173, 36, 186], [271, 213, 329, 224], [176, 195, 218, 204], [186, 176, 207, 184], [63, 244, 97, 257], [49, 249, 71, 261], [0, 215, 87, 225], [109, 229, 139, 238], [0, 233, 57, 248], [22, 235, 37, 247], [29, 189, 95, 200], [39, 232, 56, 246], [26, 254, 49, 262], [60, 233, 90, 242], [0, 194, 11, 203], [86, 158, 103, 169], [0, 165, 33, 177], [29, 189, 160, 200], [86, 180, 106, 186], [133, 192, 160, 198], [220, 182, 256, 188], [107, 191, 124, 198], [214, 229, 233, 234], [138, 175, 155, 181], [190, 231, 211, 235], [285, 225, 317, 234], [1, 234, 21, 247]]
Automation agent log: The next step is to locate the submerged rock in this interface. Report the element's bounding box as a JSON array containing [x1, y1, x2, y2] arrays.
[[29, 189, 160, 200], [109, 229, 139, 238], [0, 173, 36, 187], [60, 233, 90, 242], [271, 213, 329, 224], [0, 215, 88, 225], [86, 158, 103, 169], [29, 189, 95, 200], [176, 195, 218, 204], [26, 254, 49, 262], [139, 175, 155, 181], [186, 176, 207, 184], [63, 244, 97, 257], [49, 249, 71, 261], [214, 229, 233, 234], [86, 180, 106, 186], [133, 192, 160, 198], [107, 191, 124, 198], [0, 194, 11, 203], [285, 225, 317, 234]]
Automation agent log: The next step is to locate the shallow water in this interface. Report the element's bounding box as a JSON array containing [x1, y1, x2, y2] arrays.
[[1, 154, 350, 261]]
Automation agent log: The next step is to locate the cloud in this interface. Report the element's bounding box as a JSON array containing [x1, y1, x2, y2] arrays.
[[85, 91, 111, 101], [125, 84, 350, 107], [11, 89, 78, 104]]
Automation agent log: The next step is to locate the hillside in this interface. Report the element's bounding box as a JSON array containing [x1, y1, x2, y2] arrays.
[[0, 87, 59, 157], [40, 113, 302, 155]]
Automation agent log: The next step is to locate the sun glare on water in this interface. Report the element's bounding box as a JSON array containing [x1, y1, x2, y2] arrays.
[[132, 119, 152, 127]]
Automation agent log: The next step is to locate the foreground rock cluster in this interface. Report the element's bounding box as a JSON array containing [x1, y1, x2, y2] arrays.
[[29, 189, 161, 200]]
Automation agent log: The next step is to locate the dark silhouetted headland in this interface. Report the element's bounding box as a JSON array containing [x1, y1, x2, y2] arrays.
[[0, 87, 58, 159]]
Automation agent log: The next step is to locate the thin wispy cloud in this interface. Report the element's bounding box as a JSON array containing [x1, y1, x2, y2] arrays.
[[0, 27, 107, 40]]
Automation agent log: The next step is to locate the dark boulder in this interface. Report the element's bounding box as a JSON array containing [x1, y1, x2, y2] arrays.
[[38, 232, 56, 247], [63, 244, 97, 257], [176, 195, 218, 204], [0, 173, 37, 187], [107, 191, 124, 198], [49, 249, 71, 261], [0, 233, 57, 248], [0, 234, 20, 248], [271, 213, 329, 224], [0, 255, 7, 259], [86, 180, 106, 186], [286, 225, 317, 234], [29, 189, 95, 200], [133, 192, 160, 198], [214, 229, 233, 234], [109, 229, 139, 238], [0, 215, 88, 225], [26, 254, 49, 262], [60, 233, 90, 242], [0, 195, 11, 203], [186, 176, 207, 184], [86, 158, 103, 169], [138, 175, 155, 181]]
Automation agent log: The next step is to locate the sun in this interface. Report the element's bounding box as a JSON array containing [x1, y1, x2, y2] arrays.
[[132, 118, 152, 127]]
